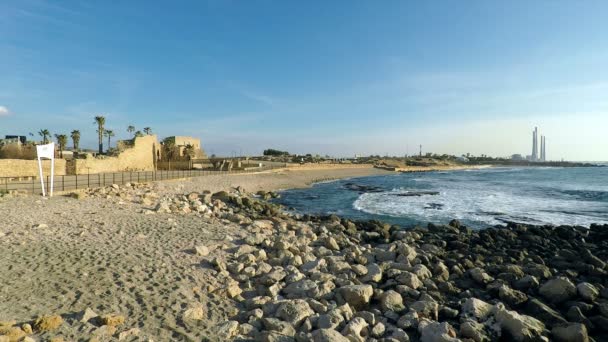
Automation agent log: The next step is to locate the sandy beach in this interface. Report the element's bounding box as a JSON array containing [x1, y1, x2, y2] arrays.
[[0, 166, 390, 341]]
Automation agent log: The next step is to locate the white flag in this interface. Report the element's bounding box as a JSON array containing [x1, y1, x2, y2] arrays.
[[36, 143, 55, 159]]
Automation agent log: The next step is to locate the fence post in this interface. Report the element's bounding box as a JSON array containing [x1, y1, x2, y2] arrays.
[[62, 175, 65, 192], [75, 174, 78, 190], [112, 173, 115, 184], [88, 173, 90, 188]]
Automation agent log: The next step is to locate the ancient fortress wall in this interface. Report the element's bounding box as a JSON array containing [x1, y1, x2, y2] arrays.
[[0, 159, 67, 178], [69, 135, 158, 174]]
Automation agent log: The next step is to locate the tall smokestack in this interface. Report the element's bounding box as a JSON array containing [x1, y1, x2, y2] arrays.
[[532, 127, 538, 161]]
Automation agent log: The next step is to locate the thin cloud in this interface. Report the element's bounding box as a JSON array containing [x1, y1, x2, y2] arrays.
[[0, 106, 10, 116]]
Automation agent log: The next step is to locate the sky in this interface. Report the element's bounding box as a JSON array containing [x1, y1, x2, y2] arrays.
[[0, 0, 607, 161]]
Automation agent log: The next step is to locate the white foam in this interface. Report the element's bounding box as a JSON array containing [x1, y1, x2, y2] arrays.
[[353, 171, 608, 227]]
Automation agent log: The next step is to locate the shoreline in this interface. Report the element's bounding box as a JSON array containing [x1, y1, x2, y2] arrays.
[[1, 165, 606, 341]]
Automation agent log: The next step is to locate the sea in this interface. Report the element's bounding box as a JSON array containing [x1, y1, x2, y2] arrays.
[[274, 166, 608, 229]]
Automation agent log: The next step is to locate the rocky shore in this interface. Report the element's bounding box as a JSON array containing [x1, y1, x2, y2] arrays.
[[1, 180, 607, 341]]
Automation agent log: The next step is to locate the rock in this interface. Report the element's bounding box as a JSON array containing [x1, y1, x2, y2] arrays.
[[524, 298, 567, 327], [341, 317, 369, 342], [276, 300, 314, 326], [183, 304, 205, 320], [258, 331, 296, 342], [396, 272, 423, 290], [326, 237, 340, 251], [576, 283, 599, 302], [311, 329, 350, 342], [418, 319, 459, 342], [551, 323, 589, 342], [195, 244, 210, 256], [101, 314, 125, 327], [469, 268, 494, 284], [34, 315, 63, 332], [92, 324, 117, 339], [0, 327, 26, 341], [337, 285, 373, 309], [317, 310, 345, 329], [460, 320, 489, 342], [462, 298, 493, 320], [78, 307, 98, 323], [397, 310, 419, 330], [494, 306, 545, 341], [514, 275, 540, 291], [371, 322, 386, 338], [381, 290, 405, 312], [217, 320, 240, 339], [411, 300, 439, 320], [263, 318, 296, 336], [498, 285, 528, 307], [118, 328, 141, 340], [21, 324, 32, 334], [539, 277, 577, 304], [362, 263, 382, 283]]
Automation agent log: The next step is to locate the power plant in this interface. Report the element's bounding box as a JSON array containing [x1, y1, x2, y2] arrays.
[[528, 126, 546, 162]]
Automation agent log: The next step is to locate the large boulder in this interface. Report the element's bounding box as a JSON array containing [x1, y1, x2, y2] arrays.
[[539, 277, 576, 304]]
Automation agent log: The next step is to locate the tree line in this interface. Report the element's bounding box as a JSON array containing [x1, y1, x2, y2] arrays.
[[36, 115, 153, 157]]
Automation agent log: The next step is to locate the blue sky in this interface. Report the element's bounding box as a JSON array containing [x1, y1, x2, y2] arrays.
[[0, 0, 607, 160]]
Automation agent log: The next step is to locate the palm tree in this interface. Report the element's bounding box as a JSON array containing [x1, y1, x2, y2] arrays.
[[127, 125, 135, 137], [104, 129, 115, 151], [55, 134, 68, 158], [70, 130, 81, 150], [143, 127, 152, 135], [38, 129, 51, 144], [134, 131, 144, 138], [94, 115, 105, 154]]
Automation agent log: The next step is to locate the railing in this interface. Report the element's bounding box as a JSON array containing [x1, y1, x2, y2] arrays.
[[0, 164, 286, 195]]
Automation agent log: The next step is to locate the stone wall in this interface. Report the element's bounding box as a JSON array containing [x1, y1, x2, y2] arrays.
[[0, 159, 67, 178], [69, 135, 158, 175]]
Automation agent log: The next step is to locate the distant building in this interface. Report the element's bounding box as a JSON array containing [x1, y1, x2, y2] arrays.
[[4, 135, 27, 145], [511, 154, 524, 161], [456, 156, 469, 162], [162, 136, 207, 159]]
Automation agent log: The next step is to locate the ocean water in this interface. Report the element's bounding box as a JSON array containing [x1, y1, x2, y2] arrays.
[[275, 166, 608, 229]]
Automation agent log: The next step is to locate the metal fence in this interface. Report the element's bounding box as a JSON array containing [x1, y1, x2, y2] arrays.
[[0, 164, 286, 195]]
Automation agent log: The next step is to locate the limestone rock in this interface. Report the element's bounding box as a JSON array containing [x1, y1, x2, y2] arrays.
[[34, 315, 63, 332], [494, 306, 545, 341], [410, 300, 439, 320], [183, 304, 205, 320], [418, 319, 459, 342], [195, 244, 210, 256], [469, 268, 494, 284], [539, 277, 577, 304], [78, 307, 99, 323], [576, 282, 599, 302], [101, 314, 125, 327], [462, 298, 493, 320], [380, 290, 405, 312], [341, 317, 368, 342], [337, 285, 373, 309], [276, 300, 314, 326], [551, 323, 589, 342], [396, 272, 423, 290], [311, 329, 350, 342], [217, 320, 240, 339]]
